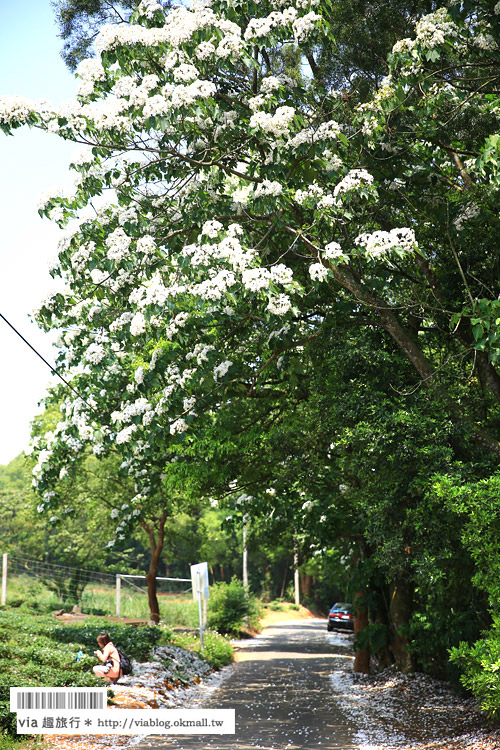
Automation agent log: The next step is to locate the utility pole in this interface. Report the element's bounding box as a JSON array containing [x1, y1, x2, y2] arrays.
[[293, 538, 300, 606]]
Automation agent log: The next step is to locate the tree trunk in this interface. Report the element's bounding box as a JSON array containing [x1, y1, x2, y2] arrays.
[[142, 510, 168, 625], [300, 573, 312, 598], [353, 591, 370, 674], [389, 578, 413, 672]]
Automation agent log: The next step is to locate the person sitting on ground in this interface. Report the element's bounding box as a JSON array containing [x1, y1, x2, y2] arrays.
[[92, 631, 122, 684]]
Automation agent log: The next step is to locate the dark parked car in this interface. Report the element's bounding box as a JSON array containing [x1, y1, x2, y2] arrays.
[[327, 602, 354, 631]]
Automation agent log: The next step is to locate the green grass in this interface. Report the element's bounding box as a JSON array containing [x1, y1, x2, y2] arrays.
[[0, 736, 45, 750], [4, 575, 199, 627], [171, 630, 234, 670]]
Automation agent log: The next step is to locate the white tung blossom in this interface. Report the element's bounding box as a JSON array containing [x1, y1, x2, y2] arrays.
[[309, 262, 329, 282], [267, 294, 292, 315], [355, 227, 417, 257], [170, 418, 189, 435], [323, 241, 344, 260], [130, 311, 147, 336], [333, 169, 374, 198], [213, 360, 233, 380], [249, 106, 296, 137]]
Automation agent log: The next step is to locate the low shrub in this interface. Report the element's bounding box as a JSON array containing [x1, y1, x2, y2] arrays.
[[172, 630, 233, 670], [207, 579, 261, 635], [449, 614, 500, 717]]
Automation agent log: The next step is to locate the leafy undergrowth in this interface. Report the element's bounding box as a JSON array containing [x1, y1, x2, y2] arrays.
[[0, 610, 232, 745]]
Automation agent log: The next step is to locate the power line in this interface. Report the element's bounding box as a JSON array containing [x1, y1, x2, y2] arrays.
[[0, 311, 95, 412]]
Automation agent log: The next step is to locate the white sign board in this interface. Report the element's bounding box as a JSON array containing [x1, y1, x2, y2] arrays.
[[190, 562, 210, 601]]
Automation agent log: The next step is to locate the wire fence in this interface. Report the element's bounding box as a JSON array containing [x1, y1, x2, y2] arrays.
[[8, 554, 116, 587], [3, 553, 199, 625]]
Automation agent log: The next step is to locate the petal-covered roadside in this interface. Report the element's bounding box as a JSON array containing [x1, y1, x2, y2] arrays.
[[328, 632, 500, 750]]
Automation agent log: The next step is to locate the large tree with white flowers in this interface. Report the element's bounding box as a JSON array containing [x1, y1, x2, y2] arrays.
[[4, 0, 500, 647]]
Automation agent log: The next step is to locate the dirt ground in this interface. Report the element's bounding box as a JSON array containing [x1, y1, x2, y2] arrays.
[[257, 604, 318, 628]]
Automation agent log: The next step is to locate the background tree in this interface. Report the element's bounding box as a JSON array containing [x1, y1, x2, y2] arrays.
[[53, 0, 142, 70]]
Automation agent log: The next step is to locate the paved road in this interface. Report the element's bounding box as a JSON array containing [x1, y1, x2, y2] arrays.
[[135, 618, 358, 750]]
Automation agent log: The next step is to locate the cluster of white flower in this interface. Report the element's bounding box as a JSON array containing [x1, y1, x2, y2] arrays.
[[309, 262, 329, 282], [98, 5, 243, 61], [106, 227, 132, 261], [192, 269, 237, 300], [241, 267, 271, 292], [248, 94, 266, 111], [361, 116, 379, 137], [292, 11, 321, 41], [323, 241, 344, 260], [355, 227, 417, 258], [173, 63, 200, 82], [110, 311, 134, 332], [244, 7, 320, 42], [112, 74, 160, 106], [244, 8, 297, 40], [186, 342, 215, 364], [138, 0, 163, 19], [474, 32, 498, 51], [415, 8, 457, 48], [453, 203, 480, 232], [170, 418, 189, 435], [201, 219, 223, 238], [69, 241, 94, 274], [112, 397, 152, 424], [183, 395, 196, 411], [253, 179, 283, 198], [138, 272, 170, 307], [80, 98, 130, 131], [0, 94, 40, 124], [260, 75, 285, 93], [333, 169, 374, 197], [183, 232, 255, 273], [270, 263, 294, 285], [165, 311, 190, 339], [323, 150, 342, 172], [213, 360, 233, 380], [194, 41, 216, 60], [294, 182, 325, 205], [76, 58, 107, 97], [130, 311, 147, 335], [267, 294, 292, 315], [495, 1, 500, 14], [137, 235, 157, 257], [392, 38, 415, 54], [249, 106, 296, 137], [116, 424, 138, 444], [85, 342, 107, 364]]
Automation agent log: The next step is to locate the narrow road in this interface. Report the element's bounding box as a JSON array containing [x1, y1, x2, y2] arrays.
[[134, 618, 358, 750]]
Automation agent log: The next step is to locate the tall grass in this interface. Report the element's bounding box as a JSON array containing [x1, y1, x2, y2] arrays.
[[5, 575, 199, 627]]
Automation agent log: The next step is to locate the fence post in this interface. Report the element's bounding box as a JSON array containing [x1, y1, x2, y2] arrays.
[[1, 553, 7, 606], [116, 574, 121, 617], [197, 571, 204, 651]]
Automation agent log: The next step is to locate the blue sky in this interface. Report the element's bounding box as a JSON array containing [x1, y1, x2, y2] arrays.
[[0, 2, 79, 464]]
